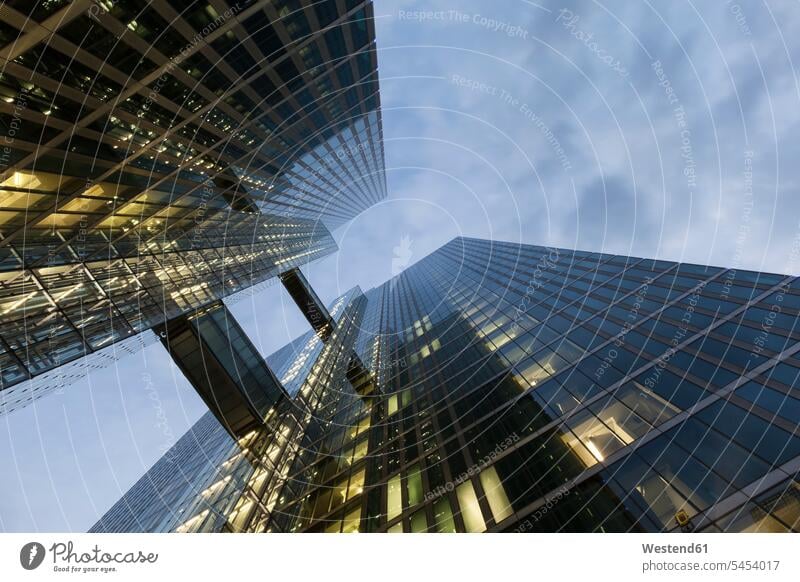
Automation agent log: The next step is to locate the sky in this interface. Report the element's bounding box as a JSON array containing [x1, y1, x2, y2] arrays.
[[3, 0, 800, 531]]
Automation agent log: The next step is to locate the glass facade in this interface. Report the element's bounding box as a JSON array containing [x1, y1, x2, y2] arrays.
[[88, 411, 238, 533], [93, 237, 800, 532], [0, 1, 387, 411]]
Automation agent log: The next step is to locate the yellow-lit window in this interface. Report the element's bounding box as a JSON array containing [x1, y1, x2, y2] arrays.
[[0, 211, 21, 226], [563, 410, 626, 466], [387, 474, 402, 520], [592, 399, 650, 444], [456, 480, 486, 532], [479, 466, 513, 523], [387, 522, 403, 533], [0, 191, 47, 209], [228, 497, 255, 531], [349, 415, 371, 440], [35, 213, 86, 228], [341, 508, 361, 533], [347, 469, 365, 500], [388, 394, 399, 416], [58, 197, 108, 213], [96, 215, 131, 228], [331, 477, 349, 510], [353, 439, 368, 462], [339, 446, 354, 469], [1, 170, 58, 190]]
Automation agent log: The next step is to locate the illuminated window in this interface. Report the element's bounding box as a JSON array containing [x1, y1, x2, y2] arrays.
[[589, 398, 651, 444], [479, 466, 513, 523], [339, 446, 354, 469], [563, 410, 626, 466], [341, 508, 361, 533], [456, 480, 486, 532], [176, 510, 209, 533], [387, 474, 402, 520], [349, 415, 371, 440], [353, 438, 368, 462], [347, 469, 365, 500]]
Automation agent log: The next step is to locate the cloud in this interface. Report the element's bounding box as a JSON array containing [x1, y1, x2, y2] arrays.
[[7, 0, 800, 531]]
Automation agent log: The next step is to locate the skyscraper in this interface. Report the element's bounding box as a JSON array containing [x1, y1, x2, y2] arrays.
[[93, 237, 800, 533], [0, 0, 387, 412]]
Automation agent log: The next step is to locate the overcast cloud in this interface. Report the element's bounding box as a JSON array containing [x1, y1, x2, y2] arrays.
[[3, 0, 800, 531]]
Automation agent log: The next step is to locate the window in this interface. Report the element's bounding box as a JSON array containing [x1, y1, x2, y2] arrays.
[[479, 466, 513, 523], [735, 382, 800, 422], [605, 454, 697, 528], [614, 382, 678, 426], [410, 509, 428, 533], [696, 400, 800, 466], [387, 474, 402, 521], [757, 479, 800, 530], [636, 436, 728, 510], [588, 397, 651, 444], [635, 369, 708, 410], [341, 508, 361, 533], [406, 464, 423, 507], [347, 469, 365, 500], [353, 438, 369, 463], [515, 357, 549, 386], [563, 410, 626, 466], [432, 497, 457, 532], [671, 418, 769, 489], [532, 381, 580, 419], [456, 481, 486, 532], [716, 503, 788, 532]]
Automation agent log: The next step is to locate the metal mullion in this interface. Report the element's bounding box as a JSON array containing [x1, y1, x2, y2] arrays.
[[0, 1, 94, 62], [0, 0, 274, 182], [486, 274, 800, 526], [150, 2, 267, 115]]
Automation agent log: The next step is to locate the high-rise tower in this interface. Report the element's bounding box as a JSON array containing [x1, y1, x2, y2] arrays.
[[0, 1, 387, 412], [93, 238, 800, 533]]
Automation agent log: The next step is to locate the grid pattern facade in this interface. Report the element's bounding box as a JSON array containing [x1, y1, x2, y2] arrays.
[[0, 0, 387, 410], [91, 285, 367, 532], [89, 410, 237, 533], [93, 237, 800, 533]]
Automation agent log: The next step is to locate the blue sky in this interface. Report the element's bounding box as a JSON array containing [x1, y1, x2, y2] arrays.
[[2, 0, 800, 531]]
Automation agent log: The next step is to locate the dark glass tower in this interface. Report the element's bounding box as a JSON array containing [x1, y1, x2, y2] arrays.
[[93, 237, 800, 533], [0, 1, 387, 412]]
